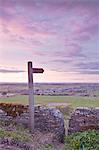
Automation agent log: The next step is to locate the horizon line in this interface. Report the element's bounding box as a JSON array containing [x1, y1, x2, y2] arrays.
[[0, 82, 99, 84]]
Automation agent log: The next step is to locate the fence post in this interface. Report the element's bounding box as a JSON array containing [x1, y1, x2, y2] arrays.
[[28, 61, 34, 133]]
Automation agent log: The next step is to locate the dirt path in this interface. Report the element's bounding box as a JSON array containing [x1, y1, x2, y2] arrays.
[[48, 102, 70, 107]]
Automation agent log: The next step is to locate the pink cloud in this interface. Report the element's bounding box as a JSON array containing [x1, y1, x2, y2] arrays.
[[0, 17, 55, 47], [0, 0, 36, 10], [74, 16, 99, 34], [0, 0, 99, 59], [33, 51, 46, 56], [50, 42, 82, 58], [66, 13, 99, 43]]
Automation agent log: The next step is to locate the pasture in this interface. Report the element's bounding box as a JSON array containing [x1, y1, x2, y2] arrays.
[[0, 95, 99, 108]]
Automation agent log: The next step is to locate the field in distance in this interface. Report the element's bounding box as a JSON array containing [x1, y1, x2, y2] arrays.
[[0, 82, 99, 96], [0, 83, 99, 108], [0, 95, 99, 108]]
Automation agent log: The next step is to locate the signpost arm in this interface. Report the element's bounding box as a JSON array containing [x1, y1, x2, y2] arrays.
[[28, 61, 34, 133]]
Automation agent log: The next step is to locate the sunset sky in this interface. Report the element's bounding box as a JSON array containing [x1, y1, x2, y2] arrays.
[[0, 0, 99, 83]]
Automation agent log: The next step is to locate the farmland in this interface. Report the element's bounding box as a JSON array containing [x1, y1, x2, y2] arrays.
[[0, 83, 99, 150], [0, 83, 99, 97], [0, 83, 99, 108], [0, 95, 99, 108]]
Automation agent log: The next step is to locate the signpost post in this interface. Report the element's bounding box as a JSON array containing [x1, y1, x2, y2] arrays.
[[28, 61, 44, 133]]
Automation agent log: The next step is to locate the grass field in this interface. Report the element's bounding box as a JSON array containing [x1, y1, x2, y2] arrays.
[[0, 95, 99, 108]]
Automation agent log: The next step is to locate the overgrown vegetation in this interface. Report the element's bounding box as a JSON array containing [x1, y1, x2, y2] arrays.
[[56, 105, 73, 119], [0, 128, 30, 142], [0, 122, 32, 143], [0, 103, 28, 117], [64, 130, 99, 150]]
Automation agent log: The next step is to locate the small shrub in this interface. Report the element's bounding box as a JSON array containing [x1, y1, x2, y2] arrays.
[[56, 105, 73, 119], [44, 143, 54, 150], [64, 130, 99, 150], [1, 92, 7, 96], [0, 103, 28, 117], [0, 127, 31, 142], [0, 128, 6, 138]]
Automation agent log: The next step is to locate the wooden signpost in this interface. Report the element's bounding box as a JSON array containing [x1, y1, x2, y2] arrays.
[[28, 61, 44, 133]]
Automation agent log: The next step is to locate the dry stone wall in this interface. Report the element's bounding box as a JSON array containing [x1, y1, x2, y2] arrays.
[[68, 107, 99, 134], [0, 103, 65, 143]]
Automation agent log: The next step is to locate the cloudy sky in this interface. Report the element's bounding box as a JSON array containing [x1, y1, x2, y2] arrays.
[[0, 0, 99, 83]]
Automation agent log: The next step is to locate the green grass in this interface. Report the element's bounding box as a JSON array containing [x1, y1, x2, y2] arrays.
[[0, 127, 31, 142], [0, 95, 99, 108], [43, 144, 54, 150]]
